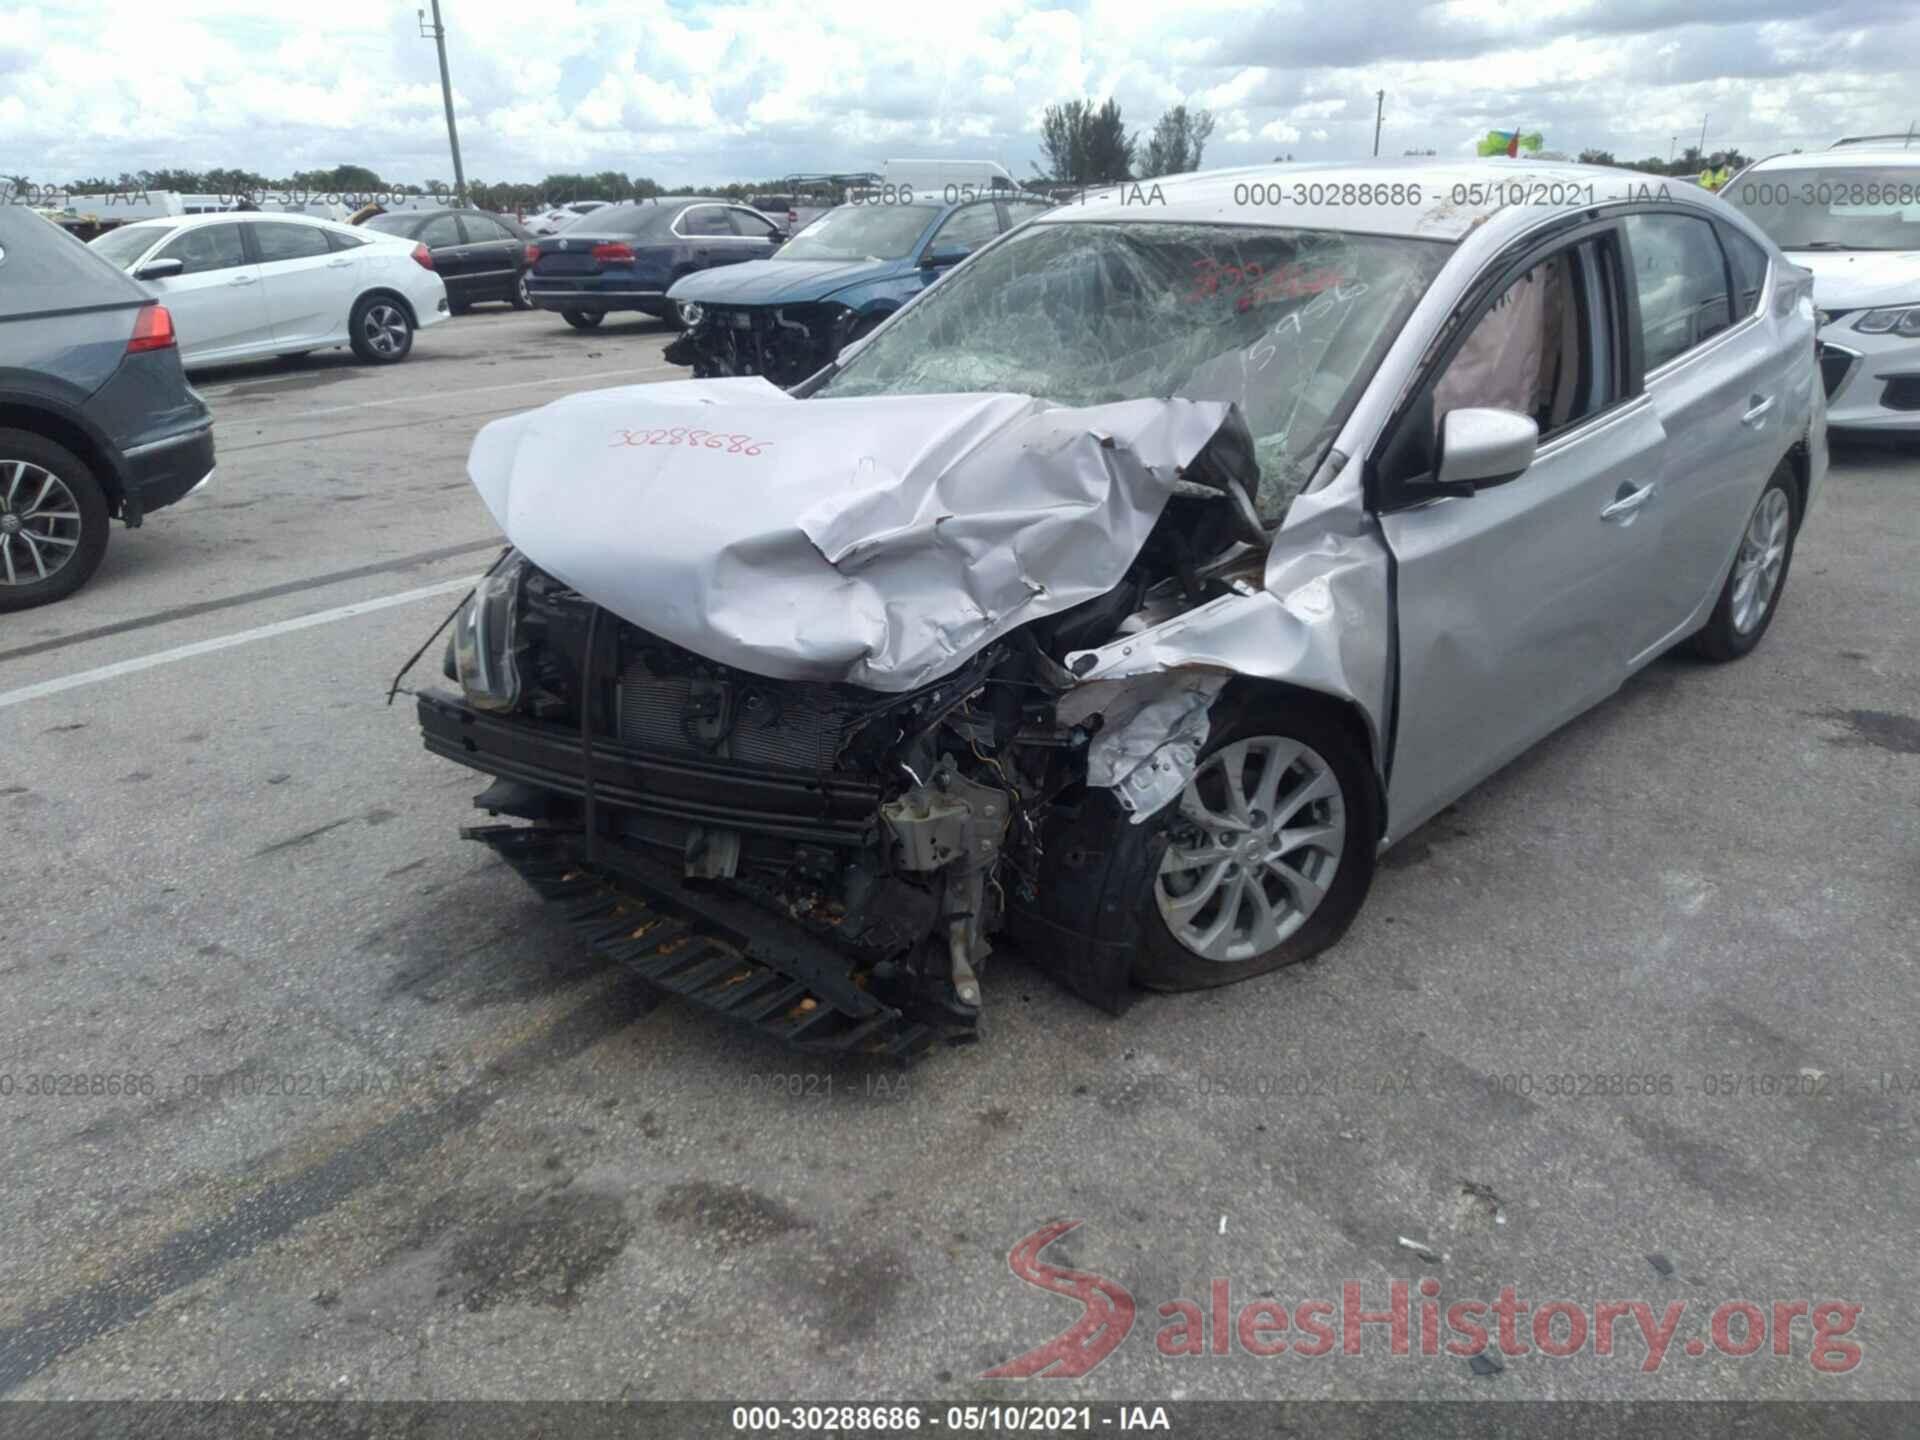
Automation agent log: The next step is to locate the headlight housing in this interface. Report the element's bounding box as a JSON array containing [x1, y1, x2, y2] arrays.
[[678, 301, 705, 328], [1854, 305, 1920, 338], [451, 552, 528, 711]]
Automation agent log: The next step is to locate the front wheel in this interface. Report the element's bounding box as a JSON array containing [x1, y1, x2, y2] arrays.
[[0, 430, 111, 613], [349, 295, 414, 364], [1690, 462, 1799, 662], [562, 309, 604, 331], [1132, 700, 1379, 991]]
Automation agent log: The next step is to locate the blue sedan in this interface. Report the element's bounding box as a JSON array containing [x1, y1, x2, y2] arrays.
[[525, 197, 786, 330], [663, 191, 1053, 384]]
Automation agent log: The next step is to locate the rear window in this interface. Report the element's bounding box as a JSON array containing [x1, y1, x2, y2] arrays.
[[2, 209, 147, 317], [579, 205, 679, 238]]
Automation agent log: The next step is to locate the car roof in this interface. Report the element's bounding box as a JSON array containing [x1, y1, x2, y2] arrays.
[[1028, 159, 1730, 240], [1745, 146, 1920, 171], [107, 210, 350, 233]]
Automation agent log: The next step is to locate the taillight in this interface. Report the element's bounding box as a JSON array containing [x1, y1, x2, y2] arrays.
[[787, 209, 798, 227], [524, 243, 539, 264], [590, 242, 634, 262], [128, 304, 175, 353], [411, 243, 434, 270]]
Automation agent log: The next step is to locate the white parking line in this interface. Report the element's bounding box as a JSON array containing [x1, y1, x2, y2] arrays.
[[213, 365, 683, 425], [0, 577, 474, 711]]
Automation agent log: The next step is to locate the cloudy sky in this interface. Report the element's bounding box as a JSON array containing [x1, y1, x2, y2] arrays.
[[3, 0, 1917, 188]]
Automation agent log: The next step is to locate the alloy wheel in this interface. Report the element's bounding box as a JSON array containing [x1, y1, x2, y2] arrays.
[[1155, 736, 1346, 963], [1730, 487, 1790, 634], [362, 303, 409, 357], [0, 459, 83, 588]]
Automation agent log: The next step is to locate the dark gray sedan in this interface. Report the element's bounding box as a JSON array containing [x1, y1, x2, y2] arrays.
[[524, 198, 785, 330], [0, 209, 213, 611]]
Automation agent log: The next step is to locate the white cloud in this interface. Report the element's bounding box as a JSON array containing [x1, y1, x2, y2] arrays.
[[2, 0, 1914, 186]]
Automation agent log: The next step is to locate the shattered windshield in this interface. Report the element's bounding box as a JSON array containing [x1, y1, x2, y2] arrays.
[[1723, 167, 1920, 250], [775, 202, 940, 262], [816, 221, 1451, 519]]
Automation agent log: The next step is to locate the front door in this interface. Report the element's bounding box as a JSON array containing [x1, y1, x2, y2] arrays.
[[1375, 225, 1672, 836], [143, 222, 271, 363]]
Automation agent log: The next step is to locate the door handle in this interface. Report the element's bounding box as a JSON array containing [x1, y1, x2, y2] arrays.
[[327, 257, 352, 268], [226, 274, 256, 286], [1601, 482, 1655, 522], [1741, 394, 1775, 427]]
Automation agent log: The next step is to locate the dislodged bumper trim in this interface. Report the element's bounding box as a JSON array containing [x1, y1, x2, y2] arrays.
[[417, 690, 880, 847], [469, 825, 942, 1058]]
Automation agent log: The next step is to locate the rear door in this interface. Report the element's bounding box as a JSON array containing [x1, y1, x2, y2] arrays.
[[252, 221, 358, 349], [1374, 222, 1672, 836], [455, 214, 521, 302], [1619, 211, 1794, 651], [142, 222, 271, 362]]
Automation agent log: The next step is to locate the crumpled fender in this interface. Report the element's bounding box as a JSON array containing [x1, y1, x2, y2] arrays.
[[1063, 501, 1394, 789]]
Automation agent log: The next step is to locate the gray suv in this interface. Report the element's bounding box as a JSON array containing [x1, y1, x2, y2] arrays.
[[0, 209, 213, 610]]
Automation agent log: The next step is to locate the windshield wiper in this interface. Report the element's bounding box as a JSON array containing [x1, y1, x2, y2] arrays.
[[1787, 241, 1876, 251]]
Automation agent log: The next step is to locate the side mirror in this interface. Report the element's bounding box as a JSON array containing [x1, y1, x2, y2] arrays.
[[135, 257, 185, 281], [921, 246, 969, 270], [1432, 407, 1539, 494]]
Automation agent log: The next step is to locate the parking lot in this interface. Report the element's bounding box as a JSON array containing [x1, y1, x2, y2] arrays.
[[1, 304, 1916, 1401]]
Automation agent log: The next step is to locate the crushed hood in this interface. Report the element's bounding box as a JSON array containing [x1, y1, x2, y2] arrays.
[[467, 379, 1239, 692]]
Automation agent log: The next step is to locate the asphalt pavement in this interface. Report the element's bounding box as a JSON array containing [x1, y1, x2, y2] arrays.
[[1, 306, 1916, 1403]]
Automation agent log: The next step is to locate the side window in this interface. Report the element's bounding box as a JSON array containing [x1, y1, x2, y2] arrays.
[[1720, 225, 1769, 319], [325, 228, 369, 251], [680, 206, 735, 237], [1622, 212, 1732, 369], [156, 224, 247, 275], [418, 215, 464, 247], [1431, 241, 1611, 445], [928, 203, 1000, 256], [728, 208, 782, 240], [461, 216, 510, 243], [998, 199, 1052, 230], [254, 223, 331, 263]]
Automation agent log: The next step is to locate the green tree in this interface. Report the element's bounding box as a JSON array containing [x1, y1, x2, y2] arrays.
[[1140, 104, 1216, 177], [1034, 97, 1136, 185], [1577, 148, 1616, 166]]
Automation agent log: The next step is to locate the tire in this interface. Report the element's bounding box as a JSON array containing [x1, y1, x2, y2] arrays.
[[510, 272, 532, 310], [1131, 696, 1379, 991], [1690, 461, 1800, 662], [562, 309, 604, 331], [0, 429, 111, 613], [660, 300, 686, 330], [349, 294, 414, 364]]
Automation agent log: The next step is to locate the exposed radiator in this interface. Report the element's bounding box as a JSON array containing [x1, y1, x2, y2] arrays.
[[615, 666, 860, 772]]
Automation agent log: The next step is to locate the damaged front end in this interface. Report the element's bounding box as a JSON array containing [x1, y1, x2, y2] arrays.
[[415, 390, 1292, 1054], [663, 302, 856, 387]]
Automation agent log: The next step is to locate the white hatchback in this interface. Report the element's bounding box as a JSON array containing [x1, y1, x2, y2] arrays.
[[89, 213, 451, 369]]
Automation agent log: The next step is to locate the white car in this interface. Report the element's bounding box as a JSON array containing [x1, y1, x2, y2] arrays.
[[527, 202, 610, 236], [88, 213, 450, 369], [1722, 139, 1920, 432]]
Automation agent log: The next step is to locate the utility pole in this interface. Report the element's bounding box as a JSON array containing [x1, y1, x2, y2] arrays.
[[1697, 112, 1710, 159], [419, 2, 467, 207], [1372, 91, 1384, 157], [1670, 135, 1678, 163]]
